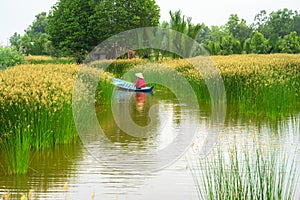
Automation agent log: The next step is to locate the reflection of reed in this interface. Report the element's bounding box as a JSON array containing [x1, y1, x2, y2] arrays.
[[0, 143, 82, 199]]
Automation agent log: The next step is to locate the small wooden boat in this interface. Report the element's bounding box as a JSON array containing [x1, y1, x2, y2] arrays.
[[112, 78, 154, 92]]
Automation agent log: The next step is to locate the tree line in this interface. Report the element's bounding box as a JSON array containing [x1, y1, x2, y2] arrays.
[[8, 0, 300, 62], [163, 9, 300, 55]]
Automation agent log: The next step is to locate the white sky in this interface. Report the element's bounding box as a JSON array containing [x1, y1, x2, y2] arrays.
[[0, 0, 299, 46]]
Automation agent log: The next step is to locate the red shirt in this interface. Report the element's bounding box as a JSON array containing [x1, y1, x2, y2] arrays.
[[135, 78, 146, 88]]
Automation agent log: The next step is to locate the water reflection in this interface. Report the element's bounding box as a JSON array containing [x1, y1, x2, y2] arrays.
[[0, 144, 81, 199], [135, 92, 146, 113], [0, 89, 299, 199], [92, 89, 201, 172]]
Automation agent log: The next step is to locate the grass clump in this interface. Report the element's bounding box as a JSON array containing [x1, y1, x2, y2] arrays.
[[0, 63, 113, 174], [212, 54, 299, 119], [190, 142, 299, 200], [0, 64, 79, 174]]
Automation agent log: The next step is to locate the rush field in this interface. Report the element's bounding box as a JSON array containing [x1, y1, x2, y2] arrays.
[[0, 54, 299, 175]]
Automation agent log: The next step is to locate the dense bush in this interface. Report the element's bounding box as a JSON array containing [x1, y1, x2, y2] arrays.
[[0, 46, 24, 69]]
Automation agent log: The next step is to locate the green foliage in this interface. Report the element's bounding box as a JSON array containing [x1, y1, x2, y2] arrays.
[[168, 8, 300, 56], [94, 0, 160, 34], [24, 56, 75, 65], [265, 9, 296, 39], [252, 8, 300, 53], [25, 12, 48, 39], [19, 34, 32, 55], [9, 32, 22, 51], [97, 55, 299, 119], [279, 31, 300, 53], [0, 46, 24, 69], [0, 101, 77, 174], [226, 14, 252, 42], [106, 59, 146, 76], [9, 12, 57, 56], [48, 0, 97, 63], [48, 0, 160, 63], [0, 63, 78, 174], [206, 41, 221, 55], [293, 14, 300, 34], [9, 6, 300, 59], [219, 34, 242, 55], [92, 0, 160, 59], [161, 10, 205, 58], [249, 31, 270, 54]]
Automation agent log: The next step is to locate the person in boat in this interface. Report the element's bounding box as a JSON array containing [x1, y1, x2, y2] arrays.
[[134, 73, 146, 89]]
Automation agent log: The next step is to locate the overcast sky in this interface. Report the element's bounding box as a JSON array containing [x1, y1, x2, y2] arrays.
[[0, 0, 299, 46]]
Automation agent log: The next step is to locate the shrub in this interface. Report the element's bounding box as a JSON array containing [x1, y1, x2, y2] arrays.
[[0, 46, 24, 69]]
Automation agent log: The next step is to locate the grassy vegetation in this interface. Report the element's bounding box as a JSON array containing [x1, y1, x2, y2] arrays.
[[0, 60, 115, 174], [213, 54, 299, 119], [189, 141, 298, 200], [0, 54, 298, 175], [24, 55, 75, 65], [0, 63, 79, 174], [96, 78, 115, 105], [101, 55, 299, 200], [103, 54, 299, 119], [0, 128, 31, 175], [172, 54, 298, 119]]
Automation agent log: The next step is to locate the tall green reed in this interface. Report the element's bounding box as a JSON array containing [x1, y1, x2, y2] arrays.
[[0, 127, 31, 175], [101, 56, 298, 116], [190, 143, 298, 200], [0, 100, 77, 174], [95, 79, 115, 105], [125, 56, 297, 118], [0, 63, 80, 175]]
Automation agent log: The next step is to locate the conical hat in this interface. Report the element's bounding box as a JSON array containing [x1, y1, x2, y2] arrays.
[[135, 72, 144, 79]]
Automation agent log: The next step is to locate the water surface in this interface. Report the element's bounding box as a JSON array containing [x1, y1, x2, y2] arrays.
[[0, 89, 299, 199]]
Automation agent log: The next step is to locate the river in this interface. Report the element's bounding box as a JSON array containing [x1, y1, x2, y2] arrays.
[[0, 89, 299, 200]]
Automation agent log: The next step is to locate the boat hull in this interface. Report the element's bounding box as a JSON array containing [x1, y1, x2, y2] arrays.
[[112, 78, 154, 93]]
